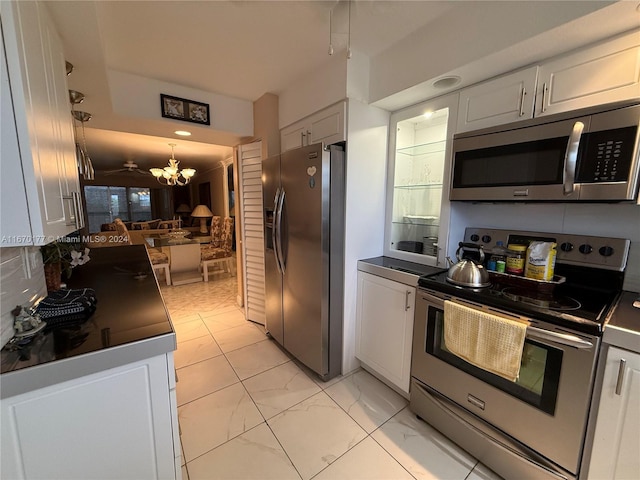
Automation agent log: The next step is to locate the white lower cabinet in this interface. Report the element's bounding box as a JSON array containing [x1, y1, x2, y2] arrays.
[[355, 271, 415, 397], [1, 353, 180, 480], [587, 346, 640, 479]]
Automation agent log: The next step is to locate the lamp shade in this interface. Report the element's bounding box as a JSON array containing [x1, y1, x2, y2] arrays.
[[191, 205, 213, 218], [191, 205, 213, 234], [175, 203, 191, 214]]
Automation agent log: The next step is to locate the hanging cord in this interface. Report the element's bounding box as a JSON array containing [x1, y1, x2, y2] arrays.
[[328, 7, 334, 55], [347, 0, 352, 59]]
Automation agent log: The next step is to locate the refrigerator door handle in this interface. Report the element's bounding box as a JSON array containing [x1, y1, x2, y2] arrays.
[[275, 187, 286, 274], [273, 188, 283, 274]]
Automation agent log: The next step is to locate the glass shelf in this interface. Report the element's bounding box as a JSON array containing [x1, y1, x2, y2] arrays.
[[394, 183, 443, 190], [396, 140, 446, 156], [386, 103, 454, 263], [392, 221, 441, 228]]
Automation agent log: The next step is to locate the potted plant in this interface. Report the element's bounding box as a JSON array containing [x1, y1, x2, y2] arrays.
[[40, 238, 90, 292]]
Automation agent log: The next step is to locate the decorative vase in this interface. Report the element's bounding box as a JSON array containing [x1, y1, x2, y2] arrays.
[[44, 262, 62, 293]]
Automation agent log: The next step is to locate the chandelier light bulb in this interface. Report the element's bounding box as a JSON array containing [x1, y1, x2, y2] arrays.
[[149, 143, 196, 186]]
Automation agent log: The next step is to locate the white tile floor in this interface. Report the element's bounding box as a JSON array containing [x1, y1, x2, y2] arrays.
[[160, 274, 502, 480]]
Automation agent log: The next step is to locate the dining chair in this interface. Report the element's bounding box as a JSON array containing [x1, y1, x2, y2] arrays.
[[115, 217, 170, 286], [200, 217, 234, 281]]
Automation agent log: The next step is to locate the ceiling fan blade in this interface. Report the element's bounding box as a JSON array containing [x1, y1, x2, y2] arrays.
[[103, 169, 126, 176]]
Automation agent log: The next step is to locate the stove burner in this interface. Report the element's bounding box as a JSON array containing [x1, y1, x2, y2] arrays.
[[501, 287, 582, 311]]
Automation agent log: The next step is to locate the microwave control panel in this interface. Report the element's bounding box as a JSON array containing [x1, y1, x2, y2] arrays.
[[576, 126, 637, 183]]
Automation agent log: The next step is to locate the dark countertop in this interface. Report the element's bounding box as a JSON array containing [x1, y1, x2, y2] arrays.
[[358, 256, 445, 286], [1, 245, 176, 398], [604, 290, 640, 353]]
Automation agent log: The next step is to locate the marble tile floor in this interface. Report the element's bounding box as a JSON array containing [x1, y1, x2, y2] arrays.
[[161, 277, 502, 480]]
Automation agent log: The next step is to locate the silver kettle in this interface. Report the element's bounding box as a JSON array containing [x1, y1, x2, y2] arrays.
[[446, 242, 491, 288]]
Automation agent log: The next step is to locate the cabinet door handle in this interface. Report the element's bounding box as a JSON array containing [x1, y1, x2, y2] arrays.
[[405, 290, 412, 311], [301, 131, 306, 145], [72, 192, 81, 229], [63, 195, 76, 226], [541, 82, 548, 113], [306, 130, 311, 144], [519, 87, 526, 117], [615, 358, 626, 395], [73, 191, 84, 229]]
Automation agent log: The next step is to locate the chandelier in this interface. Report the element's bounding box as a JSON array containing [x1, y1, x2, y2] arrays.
[[149, 143, 196, 186]]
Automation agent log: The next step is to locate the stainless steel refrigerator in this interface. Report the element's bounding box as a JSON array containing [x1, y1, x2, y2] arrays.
[[262, 143, 344, 381]]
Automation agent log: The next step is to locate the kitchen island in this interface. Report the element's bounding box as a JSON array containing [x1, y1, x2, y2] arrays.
[[0, 245, 180, 479]]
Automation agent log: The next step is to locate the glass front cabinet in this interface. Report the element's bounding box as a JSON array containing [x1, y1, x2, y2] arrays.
[[384, 93, 459, 267]]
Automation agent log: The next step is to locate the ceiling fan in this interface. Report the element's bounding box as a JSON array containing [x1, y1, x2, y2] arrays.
[[103, 160, 150, 176]]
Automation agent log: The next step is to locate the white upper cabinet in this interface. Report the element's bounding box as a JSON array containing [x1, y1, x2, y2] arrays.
[[280, 101, 346, 152], [454, 30, 640, 134], [1, 1, 82, 247], [457, 66, 538, 133], [536, 30, 640, 117]]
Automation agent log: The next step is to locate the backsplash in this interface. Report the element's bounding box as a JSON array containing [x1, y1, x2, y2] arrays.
[[0, 247, 47, 349], [448, 202, 640, 292]]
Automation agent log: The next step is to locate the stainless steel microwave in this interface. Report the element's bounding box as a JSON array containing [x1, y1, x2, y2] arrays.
[[450, 102, 640, 202]]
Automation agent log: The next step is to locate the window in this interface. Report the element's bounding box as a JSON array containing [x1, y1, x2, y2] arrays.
[[84, 186, 154, 233]]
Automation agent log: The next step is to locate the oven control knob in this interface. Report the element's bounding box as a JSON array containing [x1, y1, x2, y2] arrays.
[[599, 246, 614, 257], [579, 244, 593, 255], [560, 242, 573, 252], [470, 234, 480, 242], [481, 235, 492, 244]]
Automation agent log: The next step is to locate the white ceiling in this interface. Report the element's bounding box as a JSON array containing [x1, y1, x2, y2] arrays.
[[47, 0, 457, 174], [44, 1, 638, 175]]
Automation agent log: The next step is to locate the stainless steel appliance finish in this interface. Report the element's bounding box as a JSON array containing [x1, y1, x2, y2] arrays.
[[412, 289, 599, 479], [450, 102, 640, 202], [263, 143, 345, 380], [446, 242, 491, 288], [409, 228, 630, 480]]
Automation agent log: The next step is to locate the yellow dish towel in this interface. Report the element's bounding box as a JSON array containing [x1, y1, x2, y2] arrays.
[[443, 300, 527, 382]]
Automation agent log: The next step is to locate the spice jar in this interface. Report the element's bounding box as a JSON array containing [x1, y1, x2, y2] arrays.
[[506, 244, 527, 276]]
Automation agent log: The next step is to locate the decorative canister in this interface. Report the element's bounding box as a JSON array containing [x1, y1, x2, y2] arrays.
[[506, 244, 527, 276], [44, 262, 62, 293]]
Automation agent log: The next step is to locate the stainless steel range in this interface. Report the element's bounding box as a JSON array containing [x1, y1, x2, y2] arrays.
[[410, 228, 630, 480]]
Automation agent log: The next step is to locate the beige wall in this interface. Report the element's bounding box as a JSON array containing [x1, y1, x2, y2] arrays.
[[253, 93, 280, 158], [191, 165, 225, 219]]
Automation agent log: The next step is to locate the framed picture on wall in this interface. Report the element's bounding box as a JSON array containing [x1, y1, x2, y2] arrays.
[[160, 94, 210, 125]]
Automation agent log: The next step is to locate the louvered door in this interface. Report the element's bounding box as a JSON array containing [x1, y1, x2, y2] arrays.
[[237, 141, 266, 325]]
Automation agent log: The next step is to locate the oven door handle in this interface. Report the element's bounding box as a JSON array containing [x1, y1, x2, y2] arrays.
[[527, 326, 593, 349]]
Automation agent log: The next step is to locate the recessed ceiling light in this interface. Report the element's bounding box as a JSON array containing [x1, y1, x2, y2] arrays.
[[423, 112, 433, 119], [432, 76, 461, 89], [174, 130, 191, 136]]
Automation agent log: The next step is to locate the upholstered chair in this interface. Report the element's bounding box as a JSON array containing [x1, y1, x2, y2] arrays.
[[113, 218, 133, 245], [115, 217, 171, 286], [200, 217, 234, 281], [209, 216, 222, 247]]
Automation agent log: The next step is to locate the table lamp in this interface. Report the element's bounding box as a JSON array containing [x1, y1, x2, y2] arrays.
[[191, 205, 213, 234], [175, 203, 191, 227]]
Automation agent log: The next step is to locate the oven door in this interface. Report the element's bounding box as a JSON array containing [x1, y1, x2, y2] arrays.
[[410, 289, 600, 477]]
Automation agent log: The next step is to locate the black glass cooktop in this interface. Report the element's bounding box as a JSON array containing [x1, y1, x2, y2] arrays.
[[418, 268, 622, 336]]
